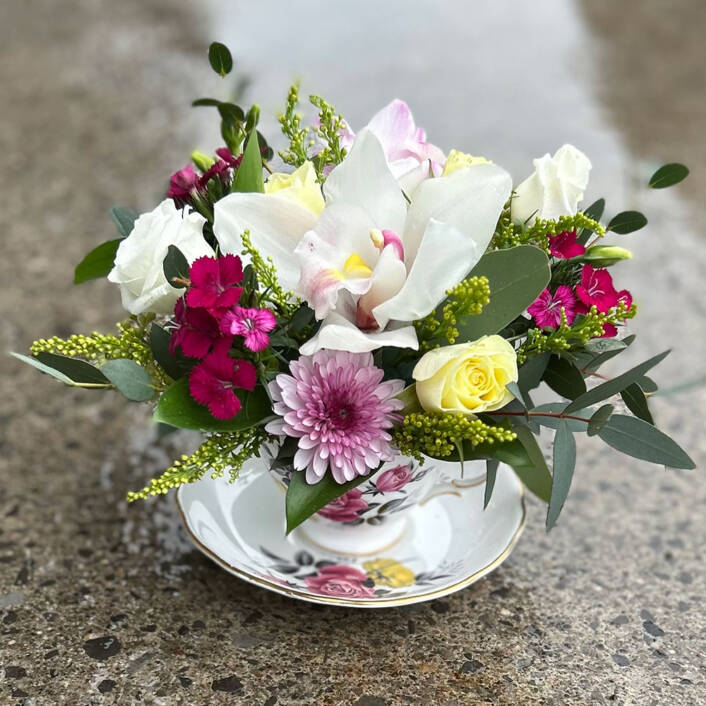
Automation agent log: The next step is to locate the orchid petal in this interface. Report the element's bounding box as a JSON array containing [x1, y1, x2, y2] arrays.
[[373, 219, 482, 327], [323, 129, 406, 232], [358, 246, 407, 330], [299, 312, 418, 354], [213, 193, 317, 292], [402, 163, 512, 267]]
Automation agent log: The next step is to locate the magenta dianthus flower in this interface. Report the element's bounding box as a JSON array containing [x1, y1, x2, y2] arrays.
[[186, 255, 243, 312], [170, 299, 230, 359], [547, 230, 586, 259], [167, 164, 200, 204], [266, 351, 405, 485], [528, 285, 577, 329], [189, 348, 257, 420], [220, 306, 277, 352]]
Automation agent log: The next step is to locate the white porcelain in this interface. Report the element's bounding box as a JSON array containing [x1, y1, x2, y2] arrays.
[[176, 456, 526, 608]]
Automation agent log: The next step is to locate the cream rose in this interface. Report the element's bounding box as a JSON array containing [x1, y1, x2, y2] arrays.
[[264, 161, 324, 215], [511, 144, 591, 225], [108, 199, 213, 315], [413, 335, 518, 415]]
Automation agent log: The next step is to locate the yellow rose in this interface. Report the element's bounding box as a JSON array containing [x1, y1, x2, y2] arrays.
[[442, 149, 489, 176], [363, 559, 415, 588], [264, 161, 324, 215], [413, 335, 518, 415]]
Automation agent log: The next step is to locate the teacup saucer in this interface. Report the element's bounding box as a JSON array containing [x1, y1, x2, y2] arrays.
[[176, 463, 526, 608]]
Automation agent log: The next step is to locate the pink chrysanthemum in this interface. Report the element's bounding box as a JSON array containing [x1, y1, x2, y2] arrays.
[[189, 348, 257, 420], [220, 306, 277, 352], [265, 351, 405, 485], [528, 285, 577, 329], [170, 299, 230, 359], [547, 230, 586, 259], [186, 255, 243, 312]]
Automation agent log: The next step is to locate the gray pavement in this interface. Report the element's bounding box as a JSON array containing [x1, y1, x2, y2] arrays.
[[1, 1, 704, 703]]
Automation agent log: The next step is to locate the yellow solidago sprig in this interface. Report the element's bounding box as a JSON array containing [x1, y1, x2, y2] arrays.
[[30, 315, 169, 390], [127, 428, 268, 501], [278, 83, 311, 169], [414, 276, 490, 351], [392, 412, 517, 461], [309, 94, 349, 180], [517, 300, 637, 364], [240, 229, 299, 317]]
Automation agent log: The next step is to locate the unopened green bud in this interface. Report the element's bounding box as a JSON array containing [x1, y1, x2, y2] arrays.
[[583, 245, 633, 267], [191, 150, 215, 172], [245, 104, 261, 132]]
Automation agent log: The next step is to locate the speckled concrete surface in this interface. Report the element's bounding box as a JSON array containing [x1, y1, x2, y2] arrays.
[[1, 1, 705, 704]]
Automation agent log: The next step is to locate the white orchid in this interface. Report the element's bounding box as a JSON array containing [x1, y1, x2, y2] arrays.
[[214, 130, 511, 353]]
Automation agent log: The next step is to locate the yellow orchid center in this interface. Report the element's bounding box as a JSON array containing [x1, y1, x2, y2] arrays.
[[342, 253, 373, 278]]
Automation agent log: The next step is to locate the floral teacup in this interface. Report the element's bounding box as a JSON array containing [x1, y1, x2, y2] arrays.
[[267, 446, 486, 555]]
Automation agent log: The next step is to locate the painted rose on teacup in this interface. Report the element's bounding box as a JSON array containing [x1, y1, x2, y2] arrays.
[[317, 489, 368, 522], [304, 565, 375, 598], [373, 464, 413, 493]]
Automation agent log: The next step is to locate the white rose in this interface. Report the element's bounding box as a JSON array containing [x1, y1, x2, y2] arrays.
[[108, 199, 213, 314], [511, 144, 591, 225]]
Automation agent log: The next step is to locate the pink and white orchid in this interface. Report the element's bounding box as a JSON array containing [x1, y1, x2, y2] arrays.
[[213, 130, 511, 354], [338, 100, 446, 193]]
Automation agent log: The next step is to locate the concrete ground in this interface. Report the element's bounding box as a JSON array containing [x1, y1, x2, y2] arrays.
[[1, 0, 704, 703]]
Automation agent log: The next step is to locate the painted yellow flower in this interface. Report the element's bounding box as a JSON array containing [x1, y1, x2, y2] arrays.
[[363, 558, 415, 588]]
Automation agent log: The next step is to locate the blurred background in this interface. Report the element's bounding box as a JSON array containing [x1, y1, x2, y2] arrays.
[[1, 1, 704, 703]]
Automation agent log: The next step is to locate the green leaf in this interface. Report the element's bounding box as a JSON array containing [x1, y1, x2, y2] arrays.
[[578, 198, 605, 244], [583, 338, 626, 356], [285, 469, 374, 534], [153, 377, 271, 432], [511, 425, 553, 504], [100, 359, 153, 402], [192, 97, 222, 107], [620, 383, 654, 424], [74, 239, 121, 284], [648, 163, 689, 189], [531, 403, 594, 433], [546, 421, 576, 530], [12, 352, 109, 387], [638, 375, 658, 394], [518, 353, 550, 393], [564, 350, 669, 414], [598, 415, 694, 469], [456, 246, 551, 340], [208, 42, 233, 76], [578, 334, 635, 372], [232, 131, 264, 194], [607, 211, 648, 235], [587, 404, 614, 436], [543, 356, 587, 400], [110, 206, 137, 237], [483, 459, 498, 510], [149, 325, 192, 380], [162, 245, 189, 288], [218, 102, 245, 123]]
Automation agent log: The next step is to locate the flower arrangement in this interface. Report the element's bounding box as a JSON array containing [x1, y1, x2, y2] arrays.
[[15, 42, 695, 537]]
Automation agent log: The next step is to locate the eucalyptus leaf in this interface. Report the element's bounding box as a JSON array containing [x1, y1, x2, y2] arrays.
[[598, 414, 695, 469], [638, 376, 658, 394], [577, 198, 605, 244], [286, 469, 375, 534], [518, 353, 550, 393], [232, 131, 264, 194], [192, 97, 222, 107], [208, 41, 233, 76], [620, 383, 654, 424], [543, 356, 587, 400], [587, 404, 614, 436], [546, 421, 576, 530], [607, 211, 648, 235], [484, 459, 499, 510], [456, 245, 550, 341], [648, 163, 689, 189], [564, 350, 669, 414], [100, 359, 153, 402], [149, 324, 192, 381], [74, 239, 121, 284], [162, 245, 189, 288], [109, 206, 137, 238], [580, 334, 635, 372], [12, 352, 110, 387], [153, 377, 271, 432]]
